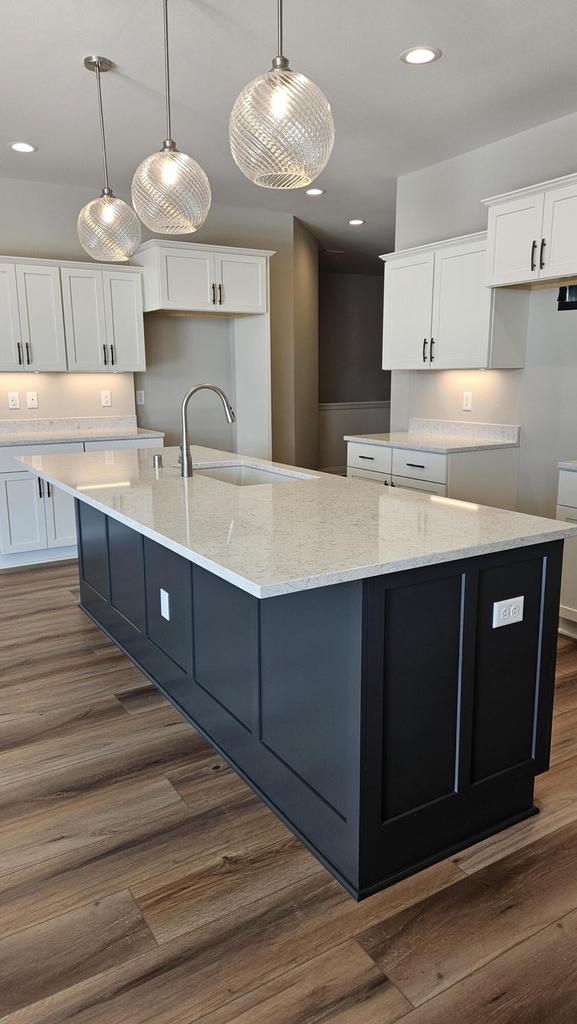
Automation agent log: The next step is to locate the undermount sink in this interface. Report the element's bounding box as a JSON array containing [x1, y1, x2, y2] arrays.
[[193, 463, 317, 486]]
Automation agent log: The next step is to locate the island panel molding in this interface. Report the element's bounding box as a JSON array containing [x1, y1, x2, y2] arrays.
[[73, 498, 563, 899]]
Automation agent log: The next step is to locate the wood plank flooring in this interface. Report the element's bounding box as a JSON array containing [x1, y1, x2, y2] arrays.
[[1, 562, 577, 1022]]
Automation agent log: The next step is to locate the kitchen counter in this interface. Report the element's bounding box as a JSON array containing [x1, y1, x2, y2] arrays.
[[0, 417, 164, 446], [19, 443, 572, 901], [17, 443, 573, 599], [558, 460, 577, 472], [345, 417, 521, 454]]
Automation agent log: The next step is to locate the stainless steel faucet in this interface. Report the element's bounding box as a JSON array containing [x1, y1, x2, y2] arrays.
[[180, 384, 236, 477]]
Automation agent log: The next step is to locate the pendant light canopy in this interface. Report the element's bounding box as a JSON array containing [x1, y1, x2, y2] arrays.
[[77, 57, 141, 262], [131, 0, 211, 234], [229, 0, 335, 189]]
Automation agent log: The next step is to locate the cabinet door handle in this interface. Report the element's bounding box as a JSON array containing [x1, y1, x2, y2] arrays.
[[16, 342, 22, 366], [358, 455, 375, 461], [38, 477, 43, 499], [422, 337, 428, 363], [211, 283, 216, 305], [25, 342, 31, 365], [46, 481, 51, 498], [110, 344, 115, 367], [430, 337, 435, 362], [103, 344, 108, 366], [406, 462, 425, 469], [540, 238, 546, 270], [218, 283, 223, 305], [530, 239, 537, 271]]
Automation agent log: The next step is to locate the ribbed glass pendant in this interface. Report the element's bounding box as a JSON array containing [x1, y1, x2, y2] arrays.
[[77, 57, 141, 262], [229, 1, 334, 189], [131, 0, 211, 234]]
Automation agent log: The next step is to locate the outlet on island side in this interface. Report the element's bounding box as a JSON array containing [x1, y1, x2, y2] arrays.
[[101, 390, 112, 408], [492, 596, 524, 629], [462, 391, 473, 412]]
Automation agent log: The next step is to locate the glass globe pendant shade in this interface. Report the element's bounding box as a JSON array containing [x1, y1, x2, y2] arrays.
[[229, 59, 335, 189], [77, 190, 141, 262], [131, 142, 211, 233]]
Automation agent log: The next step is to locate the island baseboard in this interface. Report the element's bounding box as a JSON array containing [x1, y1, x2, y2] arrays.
[[74, 499, 563, 900]]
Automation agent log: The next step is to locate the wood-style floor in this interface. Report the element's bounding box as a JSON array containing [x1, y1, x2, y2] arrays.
[[1, 562, 577, 1023]]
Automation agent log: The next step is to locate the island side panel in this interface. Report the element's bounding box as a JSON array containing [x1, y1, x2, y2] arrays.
[[359, 542, 563, 897]]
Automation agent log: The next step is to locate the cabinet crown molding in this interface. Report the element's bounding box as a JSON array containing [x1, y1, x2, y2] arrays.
[[380, 231, 487, 262], [482, 170, 577, 207], [0, 254, 143, 274], [135, 240, 276, 259]]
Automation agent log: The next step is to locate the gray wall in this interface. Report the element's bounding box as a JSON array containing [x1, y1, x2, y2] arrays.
[[391, 110, 577, 518], [319, 272, 389, 403], [293, 219, 319, 469]]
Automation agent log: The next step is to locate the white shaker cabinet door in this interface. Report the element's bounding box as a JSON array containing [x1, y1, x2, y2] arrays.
[[541, 182, 577, 280], [61, 267, 108, 371], [431, 239, 491, 369], [382, 252, 434, 370], [159, 249, 215, 311], [215, 253, 268, 313], [0, 263, 23, 371], [102, 272, 146, 372], [486, 193, 544, 286], [15, 265, 67, 371], [557, 505, 577, 627], [0, 472, 48, 553], [45, 482, 77, 548]]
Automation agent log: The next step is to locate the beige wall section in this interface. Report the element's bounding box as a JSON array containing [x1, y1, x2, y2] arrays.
[[0, 373, 135, 420], [391, 111, 577, 517], [292, 219, 318, 469]]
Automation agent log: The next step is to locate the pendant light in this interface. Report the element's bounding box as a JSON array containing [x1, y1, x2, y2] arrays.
[[229, 0, 335, 189], [77, 57, 141, 262], [131, 0, 211, 234]]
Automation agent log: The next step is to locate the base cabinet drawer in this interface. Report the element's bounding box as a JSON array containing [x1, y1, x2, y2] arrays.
[[348, 467, 391, 486], [558, 471, 577, 510], [347, 442, 393, 475], [392, 447, 447, 484], [392, 475, 447, 496]]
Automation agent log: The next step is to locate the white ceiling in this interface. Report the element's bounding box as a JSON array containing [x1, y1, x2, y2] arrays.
[[4, 0, 577, 272]]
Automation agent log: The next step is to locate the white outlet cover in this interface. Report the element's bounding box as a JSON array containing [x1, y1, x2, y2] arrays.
[[492, 595, 524, 629], [463, 391, 473, 412], [26, 391, 38, 409], [160, 588, 170, 621], [101, 390, 112, 407], [7, 391, 20, 409], [136, 390, 145, 406]]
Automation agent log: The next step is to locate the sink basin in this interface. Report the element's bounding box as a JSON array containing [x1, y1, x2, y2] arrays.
[[194, 463, 317, 486]]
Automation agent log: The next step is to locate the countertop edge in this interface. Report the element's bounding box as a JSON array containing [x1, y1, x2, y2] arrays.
[[344, 435, 520, 454]]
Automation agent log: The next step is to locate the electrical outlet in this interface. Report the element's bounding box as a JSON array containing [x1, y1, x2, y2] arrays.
[[492, 596, 524, 629], [100, 390, 112, 408], [135, 390, 145, 406], [160, 588, 170, 621], [26, 391, 38, 409], [462, 391, 473, 412], [7, 392, 20, 410]]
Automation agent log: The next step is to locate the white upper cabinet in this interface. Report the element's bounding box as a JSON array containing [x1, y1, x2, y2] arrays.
[[0, 264, 23, 371], [61, 266, 145, 373], [15, 265, 67, 371], [382, 232, 529, 371], [133, 241, 273, 315], [484, 172, 577, 286]]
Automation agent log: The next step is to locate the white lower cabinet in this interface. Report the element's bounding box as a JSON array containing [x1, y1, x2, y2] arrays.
[[0, 472, 48, 553], [44, 481, 77, 548]]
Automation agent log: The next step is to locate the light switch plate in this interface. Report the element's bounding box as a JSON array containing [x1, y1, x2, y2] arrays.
[[135, 390, 145, 406], [492, 595, 524, 629], [160, 588, 170, 621], [26, 391, 38, 409], [8, 392, 19, 410], [101, 390, 112, 407], [462, 391, 473, 412]]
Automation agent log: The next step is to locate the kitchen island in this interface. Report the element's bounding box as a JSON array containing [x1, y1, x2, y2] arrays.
[[19, 444, 577, 899]]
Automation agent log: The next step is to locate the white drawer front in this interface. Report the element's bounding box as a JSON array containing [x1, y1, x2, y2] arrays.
[[392, 474, 447, 496], [348, 466, 391, 486], [392, 447, 447, 484], [347, 442, 392, 474], [0, 441, 84, 473], [84, 437, 164, 451], [558, 471, 577, 510]]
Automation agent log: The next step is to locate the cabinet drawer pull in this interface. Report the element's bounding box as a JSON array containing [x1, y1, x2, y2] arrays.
[[406, 462, 425, 469], [430, 337, 435, 362], [211, 283, 216, 305], [25, 342, 31, 365], [38, 477, 43, 499], [540, 238, 546, 270], [422, 337, 428, 363], [358, 455, 375, 461], [103, 344, 108, 366], [16, 342, 22, 366], [530, 239, 537, 271]]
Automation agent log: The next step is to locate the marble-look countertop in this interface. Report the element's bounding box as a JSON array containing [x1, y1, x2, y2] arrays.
[[0, 416, 164, 447], [17, 444, 576, 599], [345, 418, 521, 454], [559, 460, 577, 472]]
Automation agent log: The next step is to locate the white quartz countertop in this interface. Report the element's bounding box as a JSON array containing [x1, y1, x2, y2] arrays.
[[18, 445, 575, 599], [0, 426, 164, 447], [559, 460, 577, 472], [344, 432, 519, 454]]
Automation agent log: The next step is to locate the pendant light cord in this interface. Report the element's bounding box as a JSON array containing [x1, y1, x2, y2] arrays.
[[163, 0, 173, 144], [277, 0, 283, 56], [94, 61, 110, 192]]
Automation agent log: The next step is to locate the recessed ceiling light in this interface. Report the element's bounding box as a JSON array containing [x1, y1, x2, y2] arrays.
[[400, 46, 442, 65], [306, 187, 325, 196], [9, 142, 38, 153], [349, 219, 364, 226]]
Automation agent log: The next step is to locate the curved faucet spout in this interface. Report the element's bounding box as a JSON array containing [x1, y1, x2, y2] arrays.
[[180, 384, 236, 478]]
